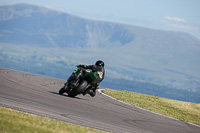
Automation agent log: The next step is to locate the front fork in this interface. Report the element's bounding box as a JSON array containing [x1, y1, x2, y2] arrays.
[[64, 69, 83, 93]]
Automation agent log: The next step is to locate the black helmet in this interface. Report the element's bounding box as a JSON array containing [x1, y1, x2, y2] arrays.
[[95, 60, 104, 67]]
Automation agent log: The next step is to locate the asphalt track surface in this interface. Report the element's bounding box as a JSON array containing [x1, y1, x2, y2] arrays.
[[0, 68, 200, 133]]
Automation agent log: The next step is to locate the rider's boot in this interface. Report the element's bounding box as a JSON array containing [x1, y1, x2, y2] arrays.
[[87, 89, 96, 97], [83, 85, 96, 97]]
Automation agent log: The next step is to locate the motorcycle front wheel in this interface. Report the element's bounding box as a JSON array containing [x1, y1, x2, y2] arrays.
[[59, 86, 65, 95]]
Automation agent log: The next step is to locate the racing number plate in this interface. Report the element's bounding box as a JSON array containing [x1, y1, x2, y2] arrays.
[[97, 71, 103, 79]]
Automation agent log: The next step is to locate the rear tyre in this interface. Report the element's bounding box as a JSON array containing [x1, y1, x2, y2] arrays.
[[68, 80, 88, 97]]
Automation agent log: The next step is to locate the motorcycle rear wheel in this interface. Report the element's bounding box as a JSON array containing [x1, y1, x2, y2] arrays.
[[68, 80, 88, 97]]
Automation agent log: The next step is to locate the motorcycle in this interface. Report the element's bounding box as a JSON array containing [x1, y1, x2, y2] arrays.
[[59, 66, 101, 97]]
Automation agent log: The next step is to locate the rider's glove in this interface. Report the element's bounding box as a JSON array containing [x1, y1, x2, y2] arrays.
[[77, 64, 82, 67]]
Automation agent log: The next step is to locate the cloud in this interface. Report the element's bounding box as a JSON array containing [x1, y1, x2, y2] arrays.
[[163, 16, 198, 31], [165, 16, 186, 23]]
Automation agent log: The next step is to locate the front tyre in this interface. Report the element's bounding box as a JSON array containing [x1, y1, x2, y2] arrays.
[[68, 80, 88, 97], [59, 86, 65, 95]]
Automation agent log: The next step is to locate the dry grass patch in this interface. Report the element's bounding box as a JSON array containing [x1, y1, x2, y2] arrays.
[[104, 89, 200, 126]]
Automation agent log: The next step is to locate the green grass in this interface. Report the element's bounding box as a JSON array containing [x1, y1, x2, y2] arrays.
[[104, 89, 200, 126], [0, 107, 107, 133]]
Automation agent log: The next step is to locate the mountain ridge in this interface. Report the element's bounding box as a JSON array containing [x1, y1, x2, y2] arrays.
[[1, 3, 199, 48]]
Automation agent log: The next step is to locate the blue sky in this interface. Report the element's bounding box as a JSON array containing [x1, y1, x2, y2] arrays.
[[1, 0, 200, 39]]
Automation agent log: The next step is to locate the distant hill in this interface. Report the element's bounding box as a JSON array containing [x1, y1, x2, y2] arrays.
[[1, 4, 199, 49], [0, 4, 135, 48], [0, 4, 200, 102]]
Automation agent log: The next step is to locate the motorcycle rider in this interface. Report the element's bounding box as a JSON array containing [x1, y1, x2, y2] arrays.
[[69, 60, 105, 97]]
